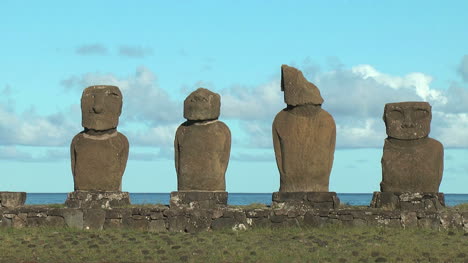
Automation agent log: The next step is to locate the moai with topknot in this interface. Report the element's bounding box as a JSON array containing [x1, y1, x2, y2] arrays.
[[65, 85, 130, 208], [271, 65, 339, 209], [171, 88, 231, 209], [371, 102, 445, 210]]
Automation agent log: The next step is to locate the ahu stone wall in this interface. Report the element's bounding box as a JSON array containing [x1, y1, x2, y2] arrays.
[[1, 205, 467, 232]]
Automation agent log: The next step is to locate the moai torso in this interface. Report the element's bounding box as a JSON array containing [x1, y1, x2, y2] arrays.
[[380, 102, 444, 192], [71, 131, 129, 191], [70, 85, 129, 191], [273, 65, 336, 192], [175, 88, 231, 191]]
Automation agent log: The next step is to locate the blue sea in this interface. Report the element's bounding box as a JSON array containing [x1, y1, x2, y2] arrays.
[[25, 193, 468, 207]]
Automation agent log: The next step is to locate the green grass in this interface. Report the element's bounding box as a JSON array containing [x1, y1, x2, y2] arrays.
[[453, 203, 468, 210], [1, 226, 467, 262]]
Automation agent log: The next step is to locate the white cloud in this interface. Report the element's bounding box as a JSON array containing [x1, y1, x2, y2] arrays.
[[336, 119, 383, 148], [0, 103, 78, 147], [432, 112, 468, 147], [351, 65, 446, 103], [123, 124, 178, 148], [221, 80, 283, 120], [75, 44, 108, 56], [0, 146, 68, 162], [118, 46, 153, 58]]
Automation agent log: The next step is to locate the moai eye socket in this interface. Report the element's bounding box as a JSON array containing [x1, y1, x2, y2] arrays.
[[412, 109, 428, 120], [387, 110, 403, 121]]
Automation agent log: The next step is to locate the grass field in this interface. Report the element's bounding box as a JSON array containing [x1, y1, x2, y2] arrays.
[[1, 225, 467, 263]]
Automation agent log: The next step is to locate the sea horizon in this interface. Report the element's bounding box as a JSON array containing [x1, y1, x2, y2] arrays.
[[23, 192, 468, 207]]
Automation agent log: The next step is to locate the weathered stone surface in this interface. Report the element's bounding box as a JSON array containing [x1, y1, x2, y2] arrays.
[[281, 64, 323, 106], [0, 192, 26, 208], [11, 213, 27, 228], [123, 217, 149, 230], [461, 212, 468, 232], [175, 122, 230, 191], [183, 88, 221, 121], [370, 192, 445, 210], [84, 209, 106, 230], [45, 216, 66, 227], [71, 85, 129, 192], [440, 211, 463, 229], [273, 66, 336, 192], [168, 215, 187, 232], [401, 211, 418, 228], [186, 210, 212, 232], [81, 85, 122, 130], [170, 191, 227, 209], [104, 218, 123, 229], [3, 205, 468, 231], [149, 220, 167, 232], [61, 209, 84, 229], [211, 217, 237, 230], [272, 192, 340, 209], [65, 191, 130, 209], [384, 102, 432, 140], [0, 217, 12, 228], [380, 102, 444, 192]]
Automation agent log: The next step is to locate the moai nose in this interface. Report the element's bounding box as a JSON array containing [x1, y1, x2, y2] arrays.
[[401, 115, 415, 128], [92, 95, 105, 114]]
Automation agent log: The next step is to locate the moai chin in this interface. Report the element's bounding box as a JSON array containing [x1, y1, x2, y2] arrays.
[[371, 101, 445, 210], [70, 85, 129, 192], [172, 88, 231, 208], [380, 101, 444, 193], [273, 65, 337, 193]]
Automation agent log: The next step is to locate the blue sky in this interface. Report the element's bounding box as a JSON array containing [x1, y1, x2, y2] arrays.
[[1, 1, 468, 193]]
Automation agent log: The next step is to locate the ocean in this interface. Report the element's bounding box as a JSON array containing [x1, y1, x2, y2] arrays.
[[25, 193, 468, 207]]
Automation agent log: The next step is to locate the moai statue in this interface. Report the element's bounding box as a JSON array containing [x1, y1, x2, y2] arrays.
[[271, 65, 339, 209], [65, 85, 130, 208], [171, 88, 231, 208], [371, 102, 445, 210]]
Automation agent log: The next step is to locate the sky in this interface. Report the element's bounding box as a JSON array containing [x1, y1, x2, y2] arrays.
[[1, 1, 468, 193]]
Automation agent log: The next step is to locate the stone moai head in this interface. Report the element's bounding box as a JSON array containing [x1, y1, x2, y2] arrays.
[[183, 88, 221, 121], [81, 85, 123, 131], [383, 102, 432, 140], [281, 64, 324, 106]]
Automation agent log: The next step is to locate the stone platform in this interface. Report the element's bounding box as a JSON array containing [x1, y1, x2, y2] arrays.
[[170, 191, 228, 209], [65, 191, 130, 209], [370, 192, 445, 211], [0, 192, 26, 208], [271, 192, 340, 209], [1, 205, 467, 232]]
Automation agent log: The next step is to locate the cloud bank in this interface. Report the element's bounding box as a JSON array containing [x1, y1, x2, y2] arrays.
[[2, 56, 468, 162]]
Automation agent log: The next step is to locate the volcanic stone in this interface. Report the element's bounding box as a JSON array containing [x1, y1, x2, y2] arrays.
[[81, 85, 122, 130], [380, 102, 443, 192], [273, 65, 336, 192], [383, 102, 432, 140], [0, 192, 26, 208], [281, 64, 323, 106], [70, 85, 129, 191], [175, 88, 231, 191], [183, 88, 221, 121]]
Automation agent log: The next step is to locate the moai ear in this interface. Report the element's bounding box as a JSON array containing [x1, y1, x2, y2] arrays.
[[183, 88, 221, 121], [281, 64, 324, 106]]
